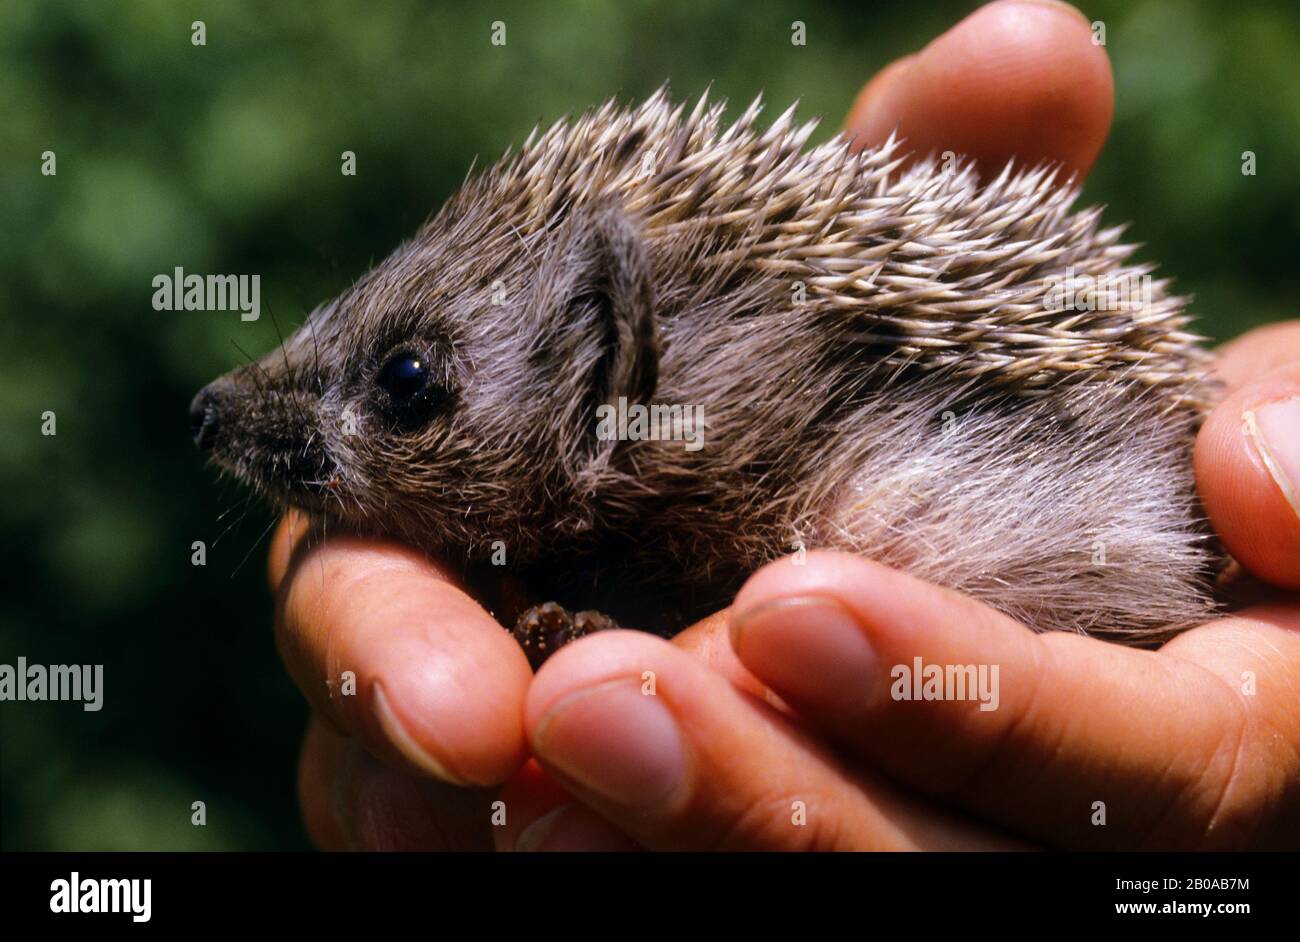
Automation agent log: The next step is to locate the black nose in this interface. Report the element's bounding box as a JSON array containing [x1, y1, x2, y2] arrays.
[[189, 389, 220, 450]]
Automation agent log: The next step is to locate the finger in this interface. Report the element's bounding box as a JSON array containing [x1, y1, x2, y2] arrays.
[[729, 552, 1299, 848], [1196, 364, 1300, 589], [1212, 320, 1300, 390], [276, 533, 531, 787], [668, 608, 778, 703], [493, 759, 642, 852], [844, 0, 1112, 181], [524, 629, 1022, 850], [267, 509, 312, 593], [492, 612, 777, 852], [1147, 602, 1300, 849], [297, 714, 497, 851], [297, 715, 350, 851]]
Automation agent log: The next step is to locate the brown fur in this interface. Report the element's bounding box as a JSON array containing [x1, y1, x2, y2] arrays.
[[192, 89, 1221, 641]]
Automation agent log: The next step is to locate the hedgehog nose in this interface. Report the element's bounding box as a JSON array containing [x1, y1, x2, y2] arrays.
[[189, 388, 222, 451]]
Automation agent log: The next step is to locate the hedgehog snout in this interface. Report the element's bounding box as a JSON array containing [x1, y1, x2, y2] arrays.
[[189, 383, 227, 451]]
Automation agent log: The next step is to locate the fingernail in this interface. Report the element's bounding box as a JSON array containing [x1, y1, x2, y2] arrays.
[[1245, 398, 1300, 519], [514, 803, 640, 852], [534, 680, 685, 810], [371, 682, 469, 786], [730, 597, 877, 710]]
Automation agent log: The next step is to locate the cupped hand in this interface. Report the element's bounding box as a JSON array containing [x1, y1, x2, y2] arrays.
[[281, 0, 1297, 850], [281, 0, 1110, 852], [496, 1, 1300, 851], [507, 308, 1300, 849]]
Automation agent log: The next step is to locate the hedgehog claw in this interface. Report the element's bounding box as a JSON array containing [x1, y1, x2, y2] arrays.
[[511, 602, 618, 670]]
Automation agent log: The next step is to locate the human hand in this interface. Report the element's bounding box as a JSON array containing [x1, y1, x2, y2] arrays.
[[497, 315, 1300, 851], [494, 1, 1300, 851], [279, 0, 1113, 852], [282, 0, 1296, 851]]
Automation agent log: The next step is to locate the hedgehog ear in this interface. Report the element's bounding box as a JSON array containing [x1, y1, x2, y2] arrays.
[[535, 204, 660, 431]]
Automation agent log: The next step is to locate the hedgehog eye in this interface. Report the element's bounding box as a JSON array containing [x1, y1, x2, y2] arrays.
[[376, 351, 443, 423], [379, 353, 428, 401]]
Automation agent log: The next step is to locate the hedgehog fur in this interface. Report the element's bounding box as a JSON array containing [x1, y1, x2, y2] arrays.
[[192, 88, 1222, 644]]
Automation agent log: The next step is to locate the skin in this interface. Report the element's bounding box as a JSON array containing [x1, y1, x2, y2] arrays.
[[273, 0, 1300, 850]]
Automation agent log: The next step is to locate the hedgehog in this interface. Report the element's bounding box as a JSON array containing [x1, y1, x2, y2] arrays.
[[190, 88, 1222, 667]]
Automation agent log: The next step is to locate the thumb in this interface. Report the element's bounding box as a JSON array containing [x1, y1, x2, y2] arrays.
[[727, 552, 1269, 848], [845, 0, 1112, 181], [1195, 321, 1300, 590], [521, 630, 1017, 850]]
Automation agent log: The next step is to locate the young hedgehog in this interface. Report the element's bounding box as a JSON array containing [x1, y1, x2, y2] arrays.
[[191, 89, 1222, 668]]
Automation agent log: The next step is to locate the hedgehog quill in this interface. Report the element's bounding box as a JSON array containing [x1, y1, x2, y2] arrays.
[[191, 89, 1222, 668]]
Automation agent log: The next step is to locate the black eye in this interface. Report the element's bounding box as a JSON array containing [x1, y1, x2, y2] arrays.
[[376, 351, 443, 422], [379, 353, 428, 401]]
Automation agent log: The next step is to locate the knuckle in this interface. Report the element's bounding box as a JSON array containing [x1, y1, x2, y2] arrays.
[[696, 787, 855, 851], [1139, 679, 1259, 849]]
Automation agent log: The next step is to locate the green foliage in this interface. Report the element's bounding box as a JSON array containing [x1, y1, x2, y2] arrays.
[[1, 0, 1296, 849]]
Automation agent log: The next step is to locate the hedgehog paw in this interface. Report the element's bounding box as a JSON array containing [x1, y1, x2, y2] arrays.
[[512, 602, 618, 670]]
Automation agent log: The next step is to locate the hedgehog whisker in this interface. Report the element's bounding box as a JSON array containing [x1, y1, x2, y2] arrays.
[[230, 512, 280, 580], [230, 338, 275, 410], [266, 299, 314, 435]]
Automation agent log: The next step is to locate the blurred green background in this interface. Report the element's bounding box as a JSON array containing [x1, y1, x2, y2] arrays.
[[1, 0, 1296, 850]]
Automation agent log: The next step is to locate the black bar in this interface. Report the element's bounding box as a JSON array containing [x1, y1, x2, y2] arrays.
[[0, 852, 1288, 929]]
